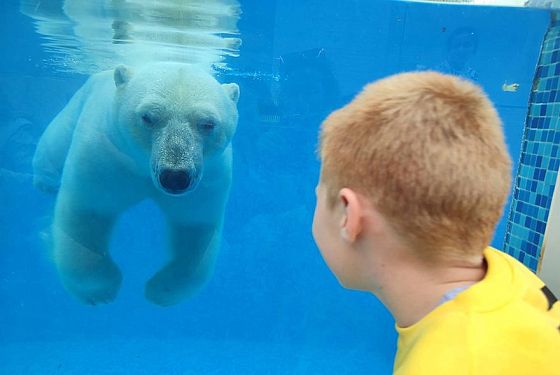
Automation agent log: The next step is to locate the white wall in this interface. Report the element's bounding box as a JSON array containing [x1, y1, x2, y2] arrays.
[[540, 172, 560, 296]]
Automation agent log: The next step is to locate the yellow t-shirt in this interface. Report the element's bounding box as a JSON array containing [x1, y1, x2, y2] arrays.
[[394, 247, 560, 375]]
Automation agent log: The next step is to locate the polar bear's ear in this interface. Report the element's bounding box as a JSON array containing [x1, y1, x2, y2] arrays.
[[222, 83, 240, 104], [114, 65, 133, 88]]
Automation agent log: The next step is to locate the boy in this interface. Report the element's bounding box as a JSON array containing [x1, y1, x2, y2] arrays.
[[312, 71, 559, 374]]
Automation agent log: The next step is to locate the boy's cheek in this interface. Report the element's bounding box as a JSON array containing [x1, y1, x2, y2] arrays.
[[311, 206, 330, 259], [312, 207, 336, 266], [311, 208, 321, 247]]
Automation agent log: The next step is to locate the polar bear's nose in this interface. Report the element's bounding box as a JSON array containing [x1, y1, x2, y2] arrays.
[[159, 169, 192, 194]]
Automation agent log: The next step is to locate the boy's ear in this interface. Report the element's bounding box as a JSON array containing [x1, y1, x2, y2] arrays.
[[339, 188, 363, 242]]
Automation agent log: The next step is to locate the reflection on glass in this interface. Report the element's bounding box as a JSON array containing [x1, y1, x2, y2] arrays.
[[437, 27, 479, 80], [20, 0, 241, 73]]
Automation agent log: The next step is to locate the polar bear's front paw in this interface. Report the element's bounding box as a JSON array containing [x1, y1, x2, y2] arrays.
[[145, 262, 208, 307], [58, 258, 123, 305]]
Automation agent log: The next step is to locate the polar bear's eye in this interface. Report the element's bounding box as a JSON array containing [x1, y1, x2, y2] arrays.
[[198, 120, 216, 132], [141, 113, 152, 124], [141, 112, 158, 127]]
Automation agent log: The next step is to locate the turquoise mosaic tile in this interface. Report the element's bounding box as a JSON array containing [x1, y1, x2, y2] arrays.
[[504, 13, 560, 272]]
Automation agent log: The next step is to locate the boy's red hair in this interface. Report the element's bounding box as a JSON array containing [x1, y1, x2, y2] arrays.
[[319, 72, 512, 261]]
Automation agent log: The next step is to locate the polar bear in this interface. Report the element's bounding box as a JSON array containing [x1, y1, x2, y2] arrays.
[[33, 62, 240, 306]]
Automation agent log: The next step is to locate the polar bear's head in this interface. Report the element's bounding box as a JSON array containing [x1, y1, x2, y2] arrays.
[[113, 62, 239, 195]]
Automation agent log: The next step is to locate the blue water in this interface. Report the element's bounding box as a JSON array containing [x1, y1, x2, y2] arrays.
[[0, 0, 550, 374]]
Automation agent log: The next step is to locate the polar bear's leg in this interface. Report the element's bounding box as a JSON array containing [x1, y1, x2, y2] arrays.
[[145, 222, 222, 306], [33, 78, 93, 193], [53, 194, 122, 305]]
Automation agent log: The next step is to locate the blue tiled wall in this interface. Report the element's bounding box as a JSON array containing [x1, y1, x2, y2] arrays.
[[504, 12, 560, 272]]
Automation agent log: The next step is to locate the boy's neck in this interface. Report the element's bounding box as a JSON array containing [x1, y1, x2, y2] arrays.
[[371, 247, 487, 328]]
